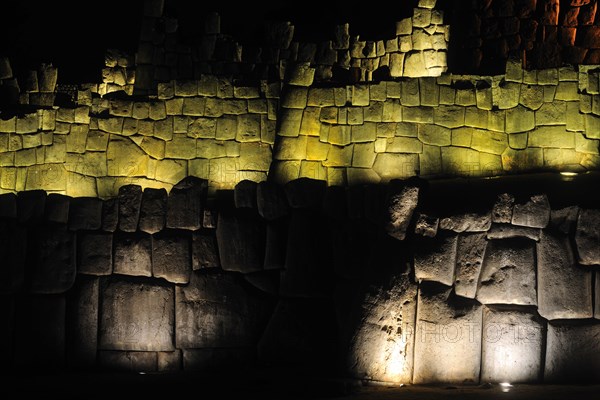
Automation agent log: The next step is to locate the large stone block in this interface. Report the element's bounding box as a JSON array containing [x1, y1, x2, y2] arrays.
[[166, 176, 207, 230], [383, 181, 420, 241], [216, 210, 265, 273], [29, 226, 76, 294], [0, 222, 26, 294], [45, 193, 70, 224], [113, 232, 152, 277], [439, 211, 492, 233], [176, 271, 272, 348], [413, 283, 483, 384], [414, 232, 458, 287], [78, 232, 113, 276], [550, 206, 580, 235], [284, 177, 326, 209], [544, 322, 600, 383], [512, 194, 551, 228], [68, 197, 102, 231], [152, 230, 191, 284], [257, 181, 290, 221], [66, 275, 99, 368], [454, 233, 487, 299], [0, 193, 17, 219], [537, 231, 593, 320], [575, 208, 600, 265], [118, 184, 143, 232], [481, 307, 545, 383], [101, 198, 119, 232], [476, 239, 537, 306], [99, 277, 174, 351], [487, 224, 541, 241], [138, 188, 167, 234], [192, 231, 220, 269], [17, 190, 46, 224]]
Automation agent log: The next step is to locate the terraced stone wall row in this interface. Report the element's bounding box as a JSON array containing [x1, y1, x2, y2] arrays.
[[1, 176, 598, 383]]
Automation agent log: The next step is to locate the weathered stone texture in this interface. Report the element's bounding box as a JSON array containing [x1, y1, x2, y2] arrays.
[[113, 232, 153, 277], [118, 184, 143, 232], [512, 194, 551, 228], [152, 231, 191, 284], [383, 183, 420, 240], [454, 233, 487, 299], [574, 208, 600, 265], [66, 276, 99, 368], [414, 233, 458, 287], [166, 177, 207, 230], [78, 232, 113, 276], [138, 188, 167, 234]]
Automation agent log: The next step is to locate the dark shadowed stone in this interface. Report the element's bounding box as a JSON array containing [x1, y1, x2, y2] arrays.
[[383, 181, 420, 241], [454, 233, 488, 299], [244, 270, 280, 295], [216, 210, 265, 273], [537, 231, 593, 320], [346, 186, 365, 220], [257, 298, 339, 373], [0, 295, 15, 364], [99, 277, 174, 351], [68, 197, 103, 231], [414, 232, 458, 287], [98, 351, 157, 372], [284, 177, 327, 209], [78, 232, 113, 276], [45, 193, 71, 224], [481, 307, 545, 383], [118, 184, 143, 232], [550, 206, 579, 235], [202, 208, 217, 229], [234, 179, 258, 209], [0, 193, 17, 219], [322, 185, 347, 220], [183, 348, 256, 372], [138, 188, 167, 234], [113, 232, 152, 277], [414, 213, 439, 237], [492, 193, 514, 224], [545, 322, 600, 383], [413, 282, 483, 384], [364, 185, 387, 225], [101, 198, 119, 232], [280, 208, 334, 297], [439, 210, 492, 233], [575, 208, 600, 265], [166, 177, 207, 230], [486, 223, 541, 241], [17, 190, 46, 224], [192, 231, 220, 270], [264, 219, 288, 270], [257, 181, 290, 220], [176, 271, 272, 348], [158, 350, 181, 372], [14, 294, 65, 368], [66, 275, 99, 369], [29, 226, 76, 294], [0, 222, 26, 294], [152, 230, 191, 284], [596, 272, 600, 320], [330, 220, 372, 280], [476, 238, 537, 306], [512, 194, 550, 228]]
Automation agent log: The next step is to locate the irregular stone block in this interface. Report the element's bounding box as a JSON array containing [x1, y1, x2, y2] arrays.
[[512, 194, 551, 228], [481, 307, 545, 383], [152, 231, 191, 284], [192, 231, 220, 270], [414, 232, 458, 287], [66, 275, 99, 368], [68, 197, 102, 231], [98, 351, 157, 372], [0, 193, 17, 219], [414, 213, 439, 237], [14, 294, 65, 368], [99, 277, 174, 351], [413, 283, 483, 384], [216, 210, 265, 273], [383, 181, 420, 241], [439, 211, 492, 233], [45, 193, 70, 224], [575, 208, 600, 265], [118, 184, 143, 232], [78, 232, 113, 276], [166, 177, 207, 231], [158, 350, 181, 372], [17, 190, 46, 224], [284, 177, 326, 209], [113, 232, 152, 277], [537, 231, 593, 320], [234, 180, 257, 209], [486, 224, 541, 241], [138, 188, 167, 234], [176, 271, 272, 348], [0, 222, 26, 294], [545, 322, 600, 383], [477, 239, 537, 306], [101, 198, 119, 232], [29, 226, 76, 294], [257, 181, 290, 221], [454, 233, 487, 299]]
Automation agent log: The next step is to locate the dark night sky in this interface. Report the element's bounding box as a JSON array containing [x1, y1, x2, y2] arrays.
[[0, 0, 426, 83]]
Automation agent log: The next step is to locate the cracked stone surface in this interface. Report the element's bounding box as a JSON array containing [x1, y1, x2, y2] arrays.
[[414, 232, 458, 287], [454, 232, 487, 299]]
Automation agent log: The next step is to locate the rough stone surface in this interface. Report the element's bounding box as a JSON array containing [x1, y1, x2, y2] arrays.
[[454, 233, 487, 299], [476, 239, 537, 306], [152, 231, 191, 284], [383, 183, 420, 241], [118, 184, 143, 232], [68, 197, 102, 231], [574, 208, 600, 265], [414, 213, 439, 237], [66, 276, 99, 368], [537, 231, 593, 320], [101, 198, 119, 232], [192, 231, 220, 269], [45, 193, 70, 224], [176, 271, 272, 348], [78, 232, 113, 276], [29, 227, 76, 294], [550, 206, 579, 235], [481, 307, 544, 383], [234, 180, 258, 209], [166, 177, 207, 230], [257, 181, 290, 220], [216, 210, 265, 273], [544, 322, 600, 383], [99, 277, 174, 351], [439, 211, 492, 233], [414, 232, 458, 287], [113, 232, 153, 277], [413, 282, 483, 385], [512, 194, 551, 228], [138, 188, 167, 234], [486, 224, 541, 241]]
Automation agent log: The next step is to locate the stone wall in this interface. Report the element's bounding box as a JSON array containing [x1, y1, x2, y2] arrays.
[[1, 175, 598, 383]]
